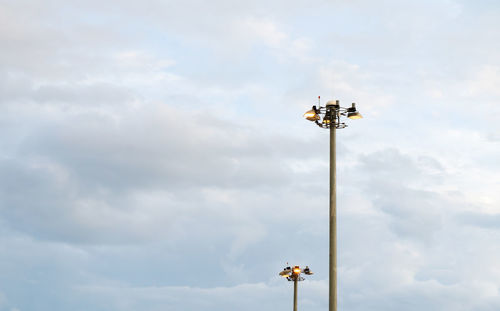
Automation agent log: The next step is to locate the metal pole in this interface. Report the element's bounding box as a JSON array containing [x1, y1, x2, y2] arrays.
[[329, 123, 337, 311], [293, 277, 298, 311]]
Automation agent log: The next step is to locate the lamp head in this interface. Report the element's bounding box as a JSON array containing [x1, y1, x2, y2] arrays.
[[293, 266, 301, 274], [323, 109, 333, 125], [303, 266, 313, 275], [347, 111, 363, 119], [303, 106, 320, 121], [347, 103, 362, 119], [279, 267, 291, 277], [280, 273, 290, 277]]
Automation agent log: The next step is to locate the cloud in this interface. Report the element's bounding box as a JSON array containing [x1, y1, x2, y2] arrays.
[[73, 280, 327, 311], [457, 212, 500, 230], [0, 102, 321, 244]]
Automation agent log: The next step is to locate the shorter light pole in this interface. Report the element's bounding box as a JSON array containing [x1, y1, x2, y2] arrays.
[[279, 265, 314, 311]]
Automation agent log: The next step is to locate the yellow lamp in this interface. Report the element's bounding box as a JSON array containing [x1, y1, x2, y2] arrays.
[[303, 109, 320, 121], [347, 111, 363, 119]]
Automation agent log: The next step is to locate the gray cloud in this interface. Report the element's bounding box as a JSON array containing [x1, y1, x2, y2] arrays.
[[457, 212, 500, 230]]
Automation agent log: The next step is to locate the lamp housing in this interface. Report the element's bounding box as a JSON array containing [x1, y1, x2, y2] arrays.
[[347, 111, 363, 119], [304, 108, 320, 121]]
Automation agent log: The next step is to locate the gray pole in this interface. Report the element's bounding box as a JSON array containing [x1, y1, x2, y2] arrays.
[[329, 123, 337, 311], [293, 277, 298, 311]]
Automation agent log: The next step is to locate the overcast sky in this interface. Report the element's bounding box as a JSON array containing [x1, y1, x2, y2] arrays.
[[1, 0, 500, 310]]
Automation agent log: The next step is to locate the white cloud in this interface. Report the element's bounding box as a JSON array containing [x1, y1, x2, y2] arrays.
[[74, 281, 326, 311]]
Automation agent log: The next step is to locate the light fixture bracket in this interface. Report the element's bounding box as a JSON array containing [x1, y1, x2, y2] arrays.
[[306, 99, 361, 129]]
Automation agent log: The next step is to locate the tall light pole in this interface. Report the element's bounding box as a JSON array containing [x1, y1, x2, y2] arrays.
[[303, 97, 362, 311], [279, 265, 314, 311]]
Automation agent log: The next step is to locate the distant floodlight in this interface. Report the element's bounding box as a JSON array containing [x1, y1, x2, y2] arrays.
[[279, 264, 313, 311]]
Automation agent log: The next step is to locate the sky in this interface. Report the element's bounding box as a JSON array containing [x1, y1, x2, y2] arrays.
[[1, 0, 500, 310]]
